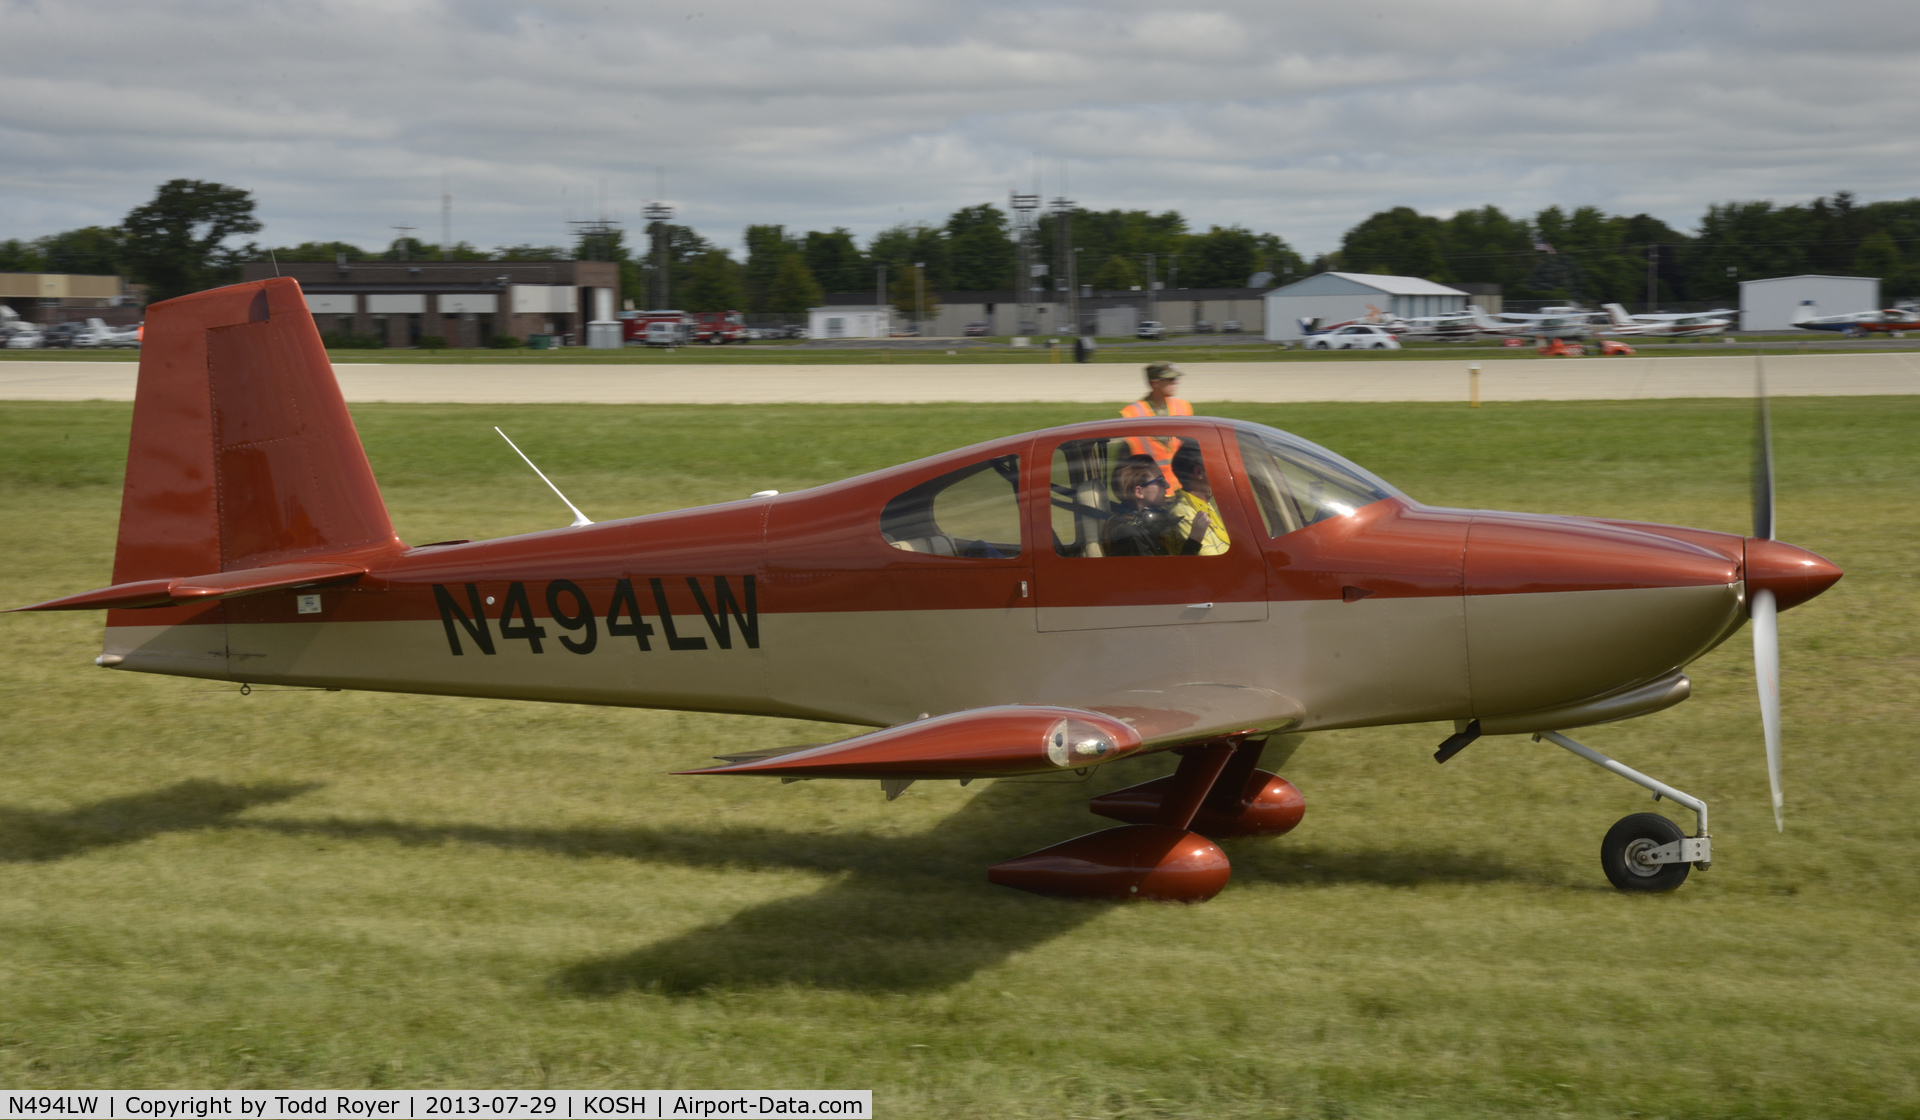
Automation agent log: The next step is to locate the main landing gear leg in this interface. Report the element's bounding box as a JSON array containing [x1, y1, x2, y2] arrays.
[[1537, 730, 1711, 892], [987, 742, 1242, 902]]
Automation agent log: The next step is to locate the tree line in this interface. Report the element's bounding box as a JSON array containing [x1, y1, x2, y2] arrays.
[[1335, 192, 1920, 306], [7, 180, 1917, 313]]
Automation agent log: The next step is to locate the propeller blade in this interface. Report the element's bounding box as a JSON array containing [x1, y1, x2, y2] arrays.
[[1751, 586, 1784, 831], [1752, 352, 1775, 540]]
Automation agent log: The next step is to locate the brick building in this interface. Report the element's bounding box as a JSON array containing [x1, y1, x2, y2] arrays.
[[237, 260, 619, 347]]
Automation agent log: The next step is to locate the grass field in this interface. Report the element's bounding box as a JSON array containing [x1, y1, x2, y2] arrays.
[[1, 397, 1916, 1117]]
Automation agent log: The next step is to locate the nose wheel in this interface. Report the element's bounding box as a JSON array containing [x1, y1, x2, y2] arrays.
[[1601, 812, 1692, 892], [1534, 731, 1712, 893]]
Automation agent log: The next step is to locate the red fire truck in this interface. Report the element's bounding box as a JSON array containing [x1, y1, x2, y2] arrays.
[[690, 310, 748, 345]]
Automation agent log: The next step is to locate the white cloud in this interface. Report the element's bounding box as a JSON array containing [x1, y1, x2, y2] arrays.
[[1, 0, 1916, 258]]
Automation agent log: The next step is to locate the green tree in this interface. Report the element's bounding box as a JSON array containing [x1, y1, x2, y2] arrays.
[[677, 248, 745, 311], [0, 239, 48, 272], [40, 226, 125, 275], [743, 224, 803, 313], [119, 179, 262, 301], [944, 204, 1012, 291], [1853, 230, 1903, 286], [868, 222, 950, 301], [1252, 233, 1307, 286], [803, 228, 866, 291], [1339, 207, 1452, 282], [1089, 253, 1139, 290], [268, 240, 367, 263], [381, 237, 434, 261], [763, 253, 823, 316], [1182, 226, 1260, 288]]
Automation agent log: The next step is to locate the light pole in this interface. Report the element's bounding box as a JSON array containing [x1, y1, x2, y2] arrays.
[[876, 264, 887, 338], [1070, 247, 1082, 335], [914, 262, 926, 336]]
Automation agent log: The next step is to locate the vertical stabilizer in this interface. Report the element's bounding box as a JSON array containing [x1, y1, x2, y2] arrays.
[[112, 278, 400, 585]]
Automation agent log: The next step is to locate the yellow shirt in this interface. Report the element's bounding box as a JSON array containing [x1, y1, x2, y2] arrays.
[[1169, 490, 1230, 555]]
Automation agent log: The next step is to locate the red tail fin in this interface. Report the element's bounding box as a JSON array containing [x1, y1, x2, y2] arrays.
[[113, 277, 400, 584]]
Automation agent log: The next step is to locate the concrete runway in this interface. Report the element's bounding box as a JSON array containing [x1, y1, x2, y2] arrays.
[[4, 351, 1919, 404]]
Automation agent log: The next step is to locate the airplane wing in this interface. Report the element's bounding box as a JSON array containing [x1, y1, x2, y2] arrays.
[[678, 684, 1302, 782]]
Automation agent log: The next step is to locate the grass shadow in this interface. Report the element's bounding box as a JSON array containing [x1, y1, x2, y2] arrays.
[[253, 775, 1130, 995], [0, 780, 318, 862], [1224, 840, 1530, 889]]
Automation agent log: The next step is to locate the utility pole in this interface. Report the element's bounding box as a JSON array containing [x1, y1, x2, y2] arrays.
[[643, 201, 673, 308], [440, 180, 452, 260], [876, 264, 887, 337], [1070, 247, 1083, 335], [1646, 244, 1658, 313]]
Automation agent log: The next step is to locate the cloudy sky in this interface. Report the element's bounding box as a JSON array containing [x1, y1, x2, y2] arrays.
[[4, 0, 1918, 258]]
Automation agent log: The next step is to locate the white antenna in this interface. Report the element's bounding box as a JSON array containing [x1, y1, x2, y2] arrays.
[[494, 427, 592, 527]]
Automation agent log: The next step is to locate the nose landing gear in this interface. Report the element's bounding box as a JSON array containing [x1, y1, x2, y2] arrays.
[[1537, 730, 1712, 892]]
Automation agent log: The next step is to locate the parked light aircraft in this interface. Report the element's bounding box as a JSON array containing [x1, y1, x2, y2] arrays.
[[11, 279, 1842, 902], [1601, 304, 1733, 338], [1469, 304, 1597, 340], [1791, 300, 1920, 335]]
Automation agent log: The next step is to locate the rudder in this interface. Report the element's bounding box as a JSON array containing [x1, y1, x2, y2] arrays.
[[113, 277, 399, 585]]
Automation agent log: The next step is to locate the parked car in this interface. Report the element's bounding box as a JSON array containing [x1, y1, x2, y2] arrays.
[[963, 321, 991, 336], [1221, 319, 1242, 333], [5, 327, 46, 349], [1193, 320, 1215, 333], [42, 322, 88, 348], [1136, 320, 1165, 339], [1304, 324, 1402, 351]]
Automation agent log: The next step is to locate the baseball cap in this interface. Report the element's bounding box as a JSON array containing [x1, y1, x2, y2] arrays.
[[1145, 361, 1182, 382]]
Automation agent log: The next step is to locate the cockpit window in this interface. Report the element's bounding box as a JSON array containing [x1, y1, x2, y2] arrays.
[[1049, 436, 1230, 557], [880, 455, 1022, 558], [1234, 427, 1399, 537]]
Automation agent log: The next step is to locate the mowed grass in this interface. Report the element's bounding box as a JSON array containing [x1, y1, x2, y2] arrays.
[[0, 397, 1916, 1117]]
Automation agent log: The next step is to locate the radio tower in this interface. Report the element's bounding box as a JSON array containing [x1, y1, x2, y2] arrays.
[[1010, 191, 1041, 336], [643, 200, 674, 309], [1051, 194, 1076, 334]]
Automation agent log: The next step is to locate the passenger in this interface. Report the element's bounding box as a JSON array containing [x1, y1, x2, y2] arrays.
[[1101, 458, 1210, 557], [1119, 362, 1192, 488], [1169, 444, 1230, 555]]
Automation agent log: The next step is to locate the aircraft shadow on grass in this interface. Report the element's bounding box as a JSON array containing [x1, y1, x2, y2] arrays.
[[240, 769, 1523, 997], [0, 780, 316, 863], [1, 774, 1523, 992]]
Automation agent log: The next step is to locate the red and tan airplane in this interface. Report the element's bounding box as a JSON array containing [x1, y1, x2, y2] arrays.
[[14, 279, 1843, 902]]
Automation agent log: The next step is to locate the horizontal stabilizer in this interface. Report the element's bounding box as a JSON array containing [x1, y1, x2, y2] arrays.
[[13, 560, 366, 612], [679, 705, 1145, 780]]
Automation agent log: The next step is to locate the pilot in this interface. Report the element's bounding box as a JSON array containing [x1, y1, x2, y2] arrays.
[[1168, 444, 1230, 555], [1119, 362, 1192, 489], [1102, 458, 1210, 557]]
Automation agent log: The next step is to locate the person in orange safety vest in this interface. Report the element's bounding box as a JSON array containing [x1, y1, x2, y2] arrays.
[[1119, 361, 1192, 489]]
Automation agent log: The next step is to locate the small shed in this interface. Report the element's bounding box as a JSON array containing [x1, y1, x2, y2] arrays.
[[1263, 272, 1467, 340], [807, 305, 892, 339], [1739, 275, 1879, 332]]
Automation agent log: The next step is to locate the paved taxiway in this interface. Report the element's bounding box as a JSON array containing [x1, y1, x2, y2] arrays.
[[4, 351, 1918, 404]]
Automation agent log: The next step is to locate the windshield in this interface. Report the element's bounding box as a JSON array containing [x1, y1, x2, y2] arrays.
[[1232, 423, 1402, 537]]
